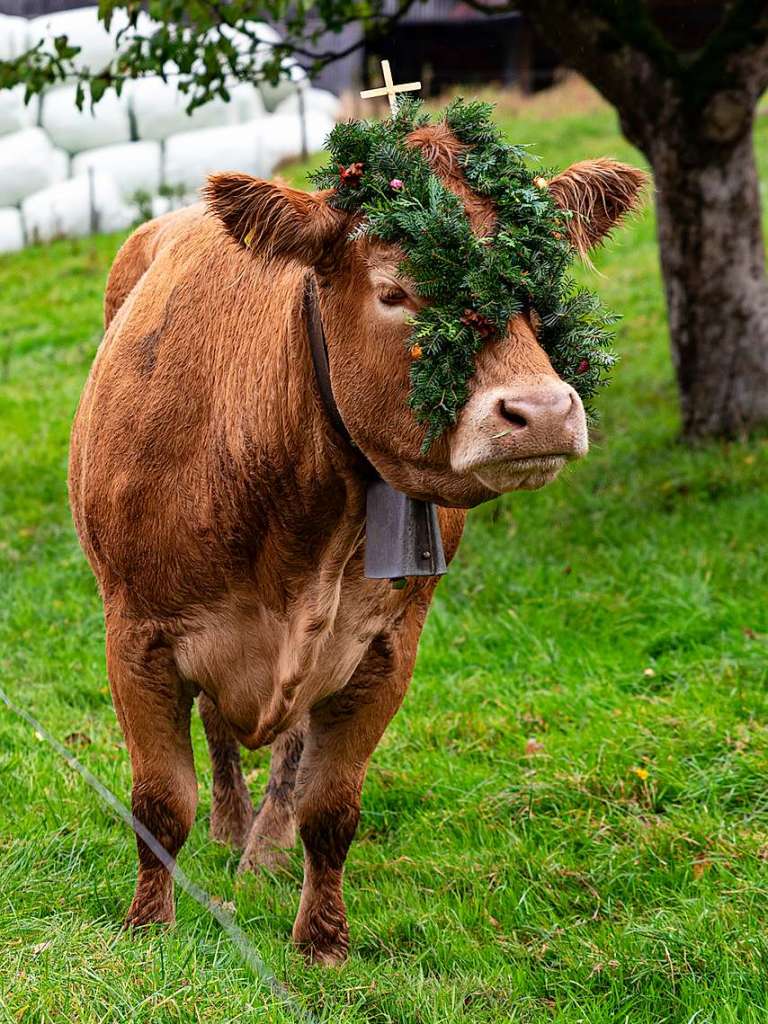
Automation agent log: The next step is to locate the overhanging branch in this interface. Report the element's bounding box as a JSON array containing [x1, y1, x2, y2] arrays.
[[516, 0, 665, 122], [683, 0, 768, 104]]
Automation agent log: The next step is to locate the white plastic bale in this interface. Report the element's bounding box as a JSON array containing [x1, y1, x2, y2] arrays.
[[51, 148, 71, 183], [0, 207, 24, 253], [22, 172, 133, 243], [126, 76, 239, 142], [0, 127, 58, 206], [40, 83, 131, 154], [274, 87, 341, 122], [221, 21, 282, 51], [213, 21, 282, 71], [147, 192, 198, 220], [73, 140, 162, 201], [259, 62, 305, 113], [227, 82, 266, 124], [214, 21, 304, 113], [29, 7, 154, 74], [0, 85, 35, 136], [0, 13, 30, 61], [163, 121, 275, 194], [254, 112, 335, 175]]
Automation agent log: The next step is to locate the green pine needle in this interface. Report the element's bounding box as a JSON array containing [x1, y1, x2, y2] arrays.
[[310, 99, 618, 451]]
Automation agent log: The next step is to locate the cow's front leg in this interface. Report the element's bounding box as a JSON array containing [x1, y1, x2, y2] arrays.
[[239, 720, 306, 873], [293, 602, 429, 965], [199, 693, 253, 848], [107, 619, 198, 926]]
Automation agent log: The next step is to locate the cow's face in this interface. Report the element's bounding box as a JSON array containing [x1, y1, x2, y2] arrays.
[[207, 129, 644, 508]]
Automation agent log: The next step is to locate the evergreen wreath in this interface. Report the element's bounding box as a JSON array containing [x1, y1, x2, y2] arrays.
[[311, 97, 619, 452]]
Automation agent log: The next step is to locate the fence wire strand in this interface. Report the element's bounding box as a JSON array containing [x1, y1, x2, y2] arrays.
[[0, 683, 318, 1024]]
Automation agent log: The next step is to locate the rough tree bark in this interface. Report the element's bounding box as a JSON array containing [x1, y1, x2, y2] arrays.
[[518, 1, 768, 440], [650, 99, 768, 436]]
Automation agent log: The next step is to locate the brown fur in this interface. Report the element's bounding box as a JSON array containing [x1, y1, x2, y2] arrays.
[[203, 177, 349, 266], [548, 158, 649, 259], [408, 121, 497, 235], [199, 693, 254, 848], [69, 120, 644, 963]]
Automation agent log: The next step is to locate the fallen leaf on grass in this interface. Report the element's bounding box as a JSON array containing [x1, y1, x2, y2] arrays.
[[590, 959, 619, 975], [64, 732, 91, 748], [692, 857, 711, 880]]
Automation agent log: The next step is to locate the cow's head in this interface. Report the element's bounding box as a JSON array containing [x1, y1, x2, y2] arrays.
[[206, 123, 645, 508]]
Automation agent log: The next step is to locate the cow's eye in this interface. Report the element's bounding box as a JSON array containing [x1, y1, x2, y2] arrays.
[[379, 286, 408, 306]]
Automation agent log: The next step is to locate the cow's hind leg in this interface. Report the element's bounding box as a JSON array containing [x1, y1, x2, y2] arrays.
[[199, 693, 253, 848], [239, 720, 305, 873], [107, 619, 198, 926], [293, 600, 429, 965]]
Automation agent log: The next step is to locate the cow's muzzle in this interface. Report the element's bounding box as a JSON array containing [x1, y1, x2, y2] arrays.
[[449, 375, 589, 493]]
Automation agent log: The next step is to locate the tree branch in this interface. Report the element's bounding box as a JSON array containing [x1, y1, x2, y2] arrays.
[[683, 0, 768, 104], [0, 0, 422, 110], [589, 0, 681, 76], [281, 0, 421, 66], [515, 0, 665, 133]]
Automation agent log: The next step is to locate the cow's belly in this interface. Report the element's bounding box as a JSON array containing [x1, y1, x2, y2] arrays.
[[173, 579, 396, 748]]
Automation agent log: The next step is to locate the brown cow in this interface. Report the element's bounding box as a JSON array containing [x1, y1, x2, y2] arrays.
[[68, 121, 644, 964]]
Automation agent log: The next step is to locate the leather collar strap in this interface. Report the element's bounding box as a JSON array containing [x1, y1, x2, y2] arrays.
[[304, 273, 361, 454], [303, 272, 447, 583]]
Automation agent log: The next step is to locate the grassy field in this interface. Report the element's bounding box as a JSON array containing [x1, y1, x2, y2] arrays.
[[3, 89, 768, 1023]]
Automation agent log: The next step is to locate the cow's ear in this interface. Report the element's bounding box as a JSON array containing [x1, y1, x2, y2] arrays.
[[204, 173, 348, 265], [546, 159, 648, 257]]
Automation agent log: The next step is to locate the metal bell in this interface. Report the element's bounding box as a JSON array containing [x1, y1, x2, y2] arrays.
[[364, 478, 447, 584]]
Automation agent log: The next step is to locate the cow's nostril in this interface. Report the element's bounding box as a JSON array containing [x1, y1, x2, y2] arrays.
[[498, 400, 528, 429]]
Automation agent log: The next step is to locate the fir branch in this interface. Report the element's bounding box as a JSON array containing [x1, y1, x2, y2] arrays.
[[311, 99, 619, 450]]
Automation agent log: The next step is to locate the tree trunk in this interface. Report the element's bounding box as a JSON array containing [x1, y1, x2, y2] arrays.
[[517, 0, 768, 442], [645, 102, 768, 439]]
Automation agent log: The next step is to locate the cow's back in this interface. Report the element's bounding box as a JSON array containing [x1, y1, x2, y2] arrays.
[[103, 205, 202, 327]]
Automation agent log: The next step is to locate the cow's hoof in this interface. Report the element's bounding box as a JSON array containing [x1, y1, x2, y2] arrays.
[[301, 944, 348, 967], [210, 791, 254, 850], [292, 909, 349, 966], [238, 806, 295, 874], [124, 895, 174, 929], [237, 834, 291, 874]]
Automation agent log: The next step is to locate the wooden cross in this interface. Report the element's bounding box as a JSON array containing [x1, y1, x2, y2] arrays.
[[360, 60, 421, 115]]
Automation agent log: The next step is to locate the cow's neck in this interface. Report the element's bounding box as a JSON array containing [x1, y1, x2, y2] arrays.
[[218, 263, 368, 601]]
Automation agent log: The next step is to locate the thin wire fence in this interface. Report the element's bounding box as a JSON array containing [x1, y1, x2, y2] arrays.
[[0, 682, 319, 1024]]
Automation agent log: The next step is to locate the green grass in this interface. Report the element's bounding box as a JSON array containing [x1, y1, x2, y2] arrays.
[[3, 101, 768, 1023]]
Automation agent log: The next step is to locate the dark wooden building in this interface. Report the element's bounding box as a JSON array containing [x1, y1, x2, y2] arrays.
[[359, 2, 557, 95], [310, 5, 558, 97]]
